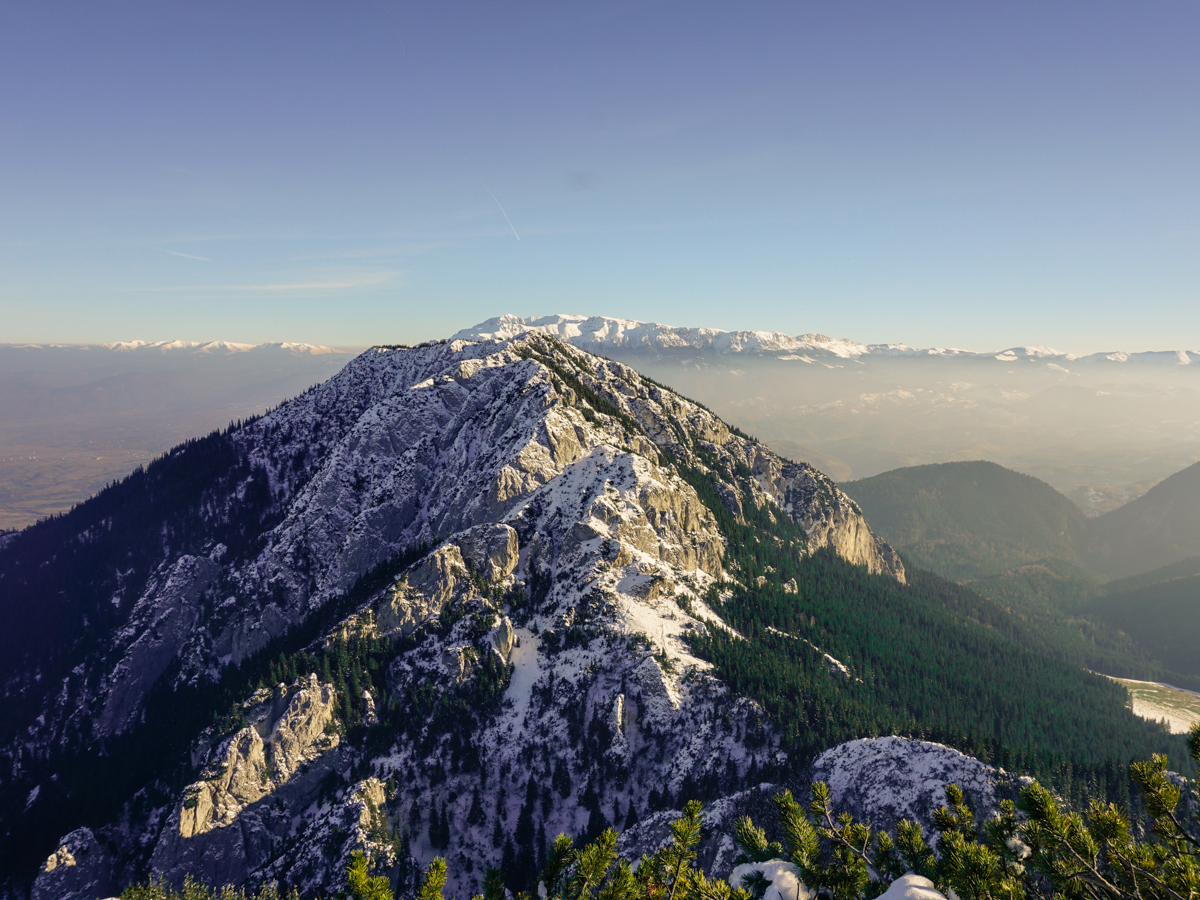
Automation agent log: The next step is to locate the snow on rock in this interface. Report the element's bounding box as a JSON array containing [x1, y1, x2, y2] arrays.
[[810, 737, 1026, 833]]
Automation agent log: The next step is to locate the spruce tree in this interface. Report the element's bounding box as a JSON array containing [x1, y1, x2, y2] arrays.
[[552, 758, 571, 798], [500, 837, 517, 892], [467, 788, 485, 827], [515, 776, 538, 889]]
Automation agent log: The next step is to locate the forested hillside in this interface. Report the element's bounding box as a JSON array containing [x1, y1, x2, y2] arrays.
[[1087, 564, 1200, 679], [841, 460, 1200, 692], [840, 461, 1089, 581], [1087, 462, 1200, 579]]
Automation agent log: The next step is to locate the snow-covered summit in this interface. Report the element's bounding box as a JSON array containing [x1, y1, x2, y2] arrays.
[[454, 314, 1200, 366], [454, 314, 875, 359]]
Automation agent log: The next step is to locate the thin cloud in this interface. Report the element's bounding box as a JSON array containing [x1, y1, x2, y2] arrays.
[[161, 249, 211, 262], [131, 273, 396, 293]]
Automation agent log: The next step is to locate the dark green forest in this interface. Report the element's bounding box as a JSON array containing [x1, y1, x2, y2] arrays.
[[841, 460, 1200, 691], [675, 450, 1192, 812]]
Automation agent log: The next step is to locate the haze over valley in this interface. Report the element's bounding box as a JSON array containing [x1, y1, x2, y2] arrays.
[[0, 342, 353, 530]]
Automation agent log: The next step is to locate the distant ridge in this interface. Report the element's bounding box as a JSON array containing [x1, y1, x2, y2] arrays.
[[1, 340, 348, 357], [455, 313, 1200, 366]]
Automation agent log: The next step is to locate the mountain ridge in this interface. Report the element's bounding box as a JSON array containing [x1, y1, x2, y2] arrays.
[[454, 314, 1200, 366]]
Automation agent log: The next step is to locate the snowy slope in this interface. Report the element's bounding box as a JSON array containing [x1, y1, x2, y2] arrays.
[[10, 331, 904, 898]]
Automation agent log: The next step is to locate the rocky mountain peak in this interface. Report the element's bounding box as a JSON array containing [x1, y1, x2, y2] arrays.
[[4, 329, 905, 898]]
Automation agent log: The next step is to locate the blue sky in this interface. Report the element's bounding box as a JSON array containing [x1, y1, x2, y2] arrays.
[[1, 1, 1197, 351]]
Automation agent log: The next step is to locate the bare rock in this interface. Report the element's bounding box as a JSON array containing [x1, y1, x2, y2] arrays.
[[457, 522, 520, 581], [31, 827, 114, 900]]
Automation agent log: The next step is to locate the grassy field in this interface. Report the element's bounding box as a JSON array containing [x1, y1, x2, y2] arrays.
[[1108, 676, 1200, 734]]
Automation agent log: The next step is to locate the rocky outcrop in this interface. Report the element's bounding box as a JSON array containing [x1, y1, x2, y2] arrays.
[[175, 675, 338, 840], [97, 554, 220, 736], [31, 828, 114, 900], [809, 736, 1030, 834], [146, 676, 339, 888], [457, 523, 520, 581]]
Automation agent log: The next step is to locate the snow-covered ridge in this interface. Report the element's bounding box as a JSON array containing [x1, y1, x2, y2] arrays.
[[810, 737, 1031, 833], [0, 340, 348, 357], [454, 314, 1200, 365]]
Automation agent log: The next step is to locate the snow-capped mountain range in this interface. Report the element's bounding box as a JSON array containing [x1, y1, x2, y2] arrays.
[[455, 314, 1200, 366], [1, 341, 346, 357]]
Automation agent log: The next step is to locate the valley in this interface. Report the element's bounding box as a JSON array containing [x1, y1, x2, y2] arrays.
[[1106, 677, 1200, 735]]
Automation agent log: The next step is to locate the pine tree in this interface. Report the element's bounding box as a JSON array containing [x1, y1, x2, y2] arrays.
[[500, 837, 517, 892], [345, 849, 393, 900], [415, 857, 447, 900], [624, 802, 640, 830], [552, 758, 571, 798], [467, 787, 486, 827], [515, 776, 538, 890], [427, 802, 441, 850], [482, 867, 505, 900]]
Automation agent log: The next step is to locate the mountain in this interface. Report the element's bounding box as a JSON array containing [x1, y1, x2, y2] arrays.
[[0, 341, 354, 530], [839, 461, 1090, 581], [451, 316, 1200, 507], [455, 315, 1200, 367], [1086, 462, 1200, 579], [0, 332, 1182, 899]]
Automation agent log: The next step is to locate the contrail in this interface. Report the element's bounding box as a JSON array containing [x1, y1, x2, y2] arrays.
[[481, 180, 520, 240]]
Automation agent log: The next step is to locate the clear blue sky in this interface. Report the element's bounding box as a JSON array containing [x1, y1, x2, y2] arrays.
[[1, 1, 1197, 351]]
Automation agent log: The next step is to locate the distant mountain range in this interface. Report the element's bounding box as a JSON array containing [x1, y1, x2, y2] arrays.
[[451, 316, 1200, 512], [6, 315, 1200, 531], [456, 314, 1200, 366], [3, 340, 344, 357]]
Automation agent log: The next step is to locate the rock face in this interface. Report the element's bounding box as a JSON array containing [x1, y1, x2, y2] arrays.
[[6, 330, 904, 898], [144, 675, 340, 888], [174, 675, 339, 840], [31, 828, 114, 900]]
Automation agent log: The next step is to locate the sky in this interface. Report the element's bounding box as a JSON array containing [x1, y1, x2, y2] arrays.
[[0, 1, 1197, 352]]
